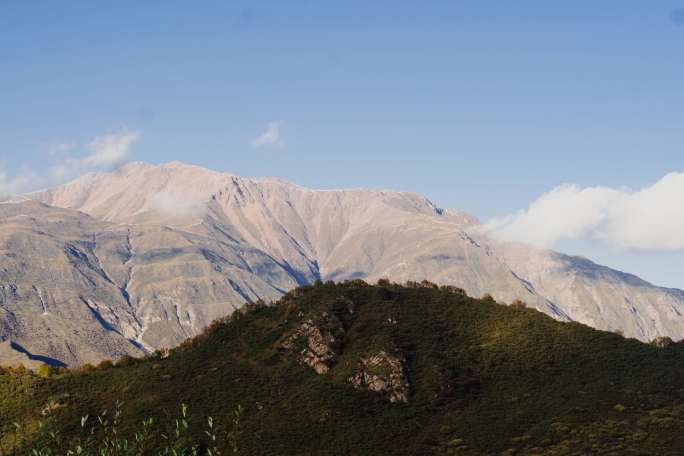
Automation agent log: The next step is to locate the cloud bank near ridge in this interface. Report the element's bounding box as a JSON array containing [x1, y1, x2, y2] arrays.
[[50, 129, 141, 181], [485, 172, 684, 251], [0, 129, 141, 197], [0, 166, 41, 198]]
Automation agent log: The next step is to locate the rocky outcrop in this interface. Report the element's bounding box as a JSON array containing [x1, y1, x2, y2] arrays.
[[282, 312, 344, 374], [349, 350, 410, 403]]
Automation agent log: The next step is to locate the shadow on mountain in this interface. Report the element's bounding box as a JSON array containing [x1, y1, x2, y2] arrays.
[[9, 341, 67, 367]]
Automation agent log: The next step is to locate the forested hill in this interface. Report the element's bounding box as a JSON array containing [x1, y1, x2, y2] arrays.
[[2, 281, 684, 455]]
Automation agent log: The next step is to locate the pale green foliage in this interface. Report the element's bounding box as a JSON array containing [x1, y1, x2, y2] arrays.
[[36, 365, 54, 379], [0, 402, 244, 456]]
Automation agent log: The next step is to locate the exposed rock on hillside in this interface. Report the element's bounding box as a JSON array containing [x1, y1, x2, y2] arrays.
[[282, 312, 344, 374], [349, 350, 410, 403]]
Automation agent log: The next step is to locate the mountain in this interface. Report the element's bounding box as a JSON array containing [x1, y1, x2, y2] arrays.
[[0, 161, 682, 365], [3, 282, 684, 455], [0, 198, 296, 365]]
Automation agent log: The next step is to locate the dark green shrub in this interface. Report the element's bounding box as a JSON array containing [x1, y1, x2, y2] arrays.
[[510, 299, 527, 309], [96, 359, 114, 370]]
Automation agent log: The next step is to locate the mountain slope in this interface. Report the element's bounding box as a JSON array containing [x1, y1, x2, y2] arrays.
[[1, 160, 680, 364], [501, 243, 684, 339], [3, 282, 684, 455], [0, 201, 144, 365], [0, 199, 299, 364]]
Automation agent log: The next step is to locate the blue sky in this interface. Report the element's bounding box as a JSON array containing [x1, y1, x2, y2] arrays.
[[1, 1, 684, 287]]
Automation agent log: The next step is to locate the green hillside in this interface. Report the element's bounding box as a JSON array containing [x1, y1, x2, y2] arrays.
[[2, 280, 684, 455]]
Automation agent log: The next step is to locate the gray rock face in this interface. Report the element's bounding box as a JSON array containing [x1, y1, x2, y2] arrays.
[[349, 351, 410, 403], [282, 312, 345, 374], [0, 161, 682, 366], [281, 311, 410, 403]]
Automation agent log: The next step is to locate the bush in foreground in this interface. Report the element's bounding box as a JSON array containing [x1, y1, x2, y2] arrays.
[[1, 402, 244, 456]]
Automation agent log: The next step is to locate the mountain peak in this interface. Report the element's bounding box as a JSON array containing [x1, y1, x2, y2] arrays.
[[32, 161, 478, 227], [161, 160, 190, 168]]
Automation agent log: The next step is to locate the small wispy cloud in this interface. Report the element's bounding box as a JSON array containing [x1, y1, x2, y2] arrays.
[[149, 189, 207, 218], [0, 166, 41, 198], [672, 9, 684, 26], [0, 128, 141, 198], [484, 172, 684, 251], [50, 129, 141, 182], [46, 141, 77, 156], [251, 120, 284, 149], [82, 129, 141, 167]]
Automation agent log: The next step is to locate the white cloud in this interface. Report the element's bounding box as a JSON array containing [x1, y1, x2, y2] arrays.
[[149, 190, 206, 218], [485, 172, 684, 251], [82, 130, 141, 167], [250, 121, 284, 148], [49, 129, 141, 183], [0, 128, 141, 197], [0, 166, 41, 198]]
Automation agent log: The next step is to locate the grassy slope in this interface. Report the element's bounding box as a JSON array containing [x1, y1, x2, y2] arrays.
[[2, 281, 684, 455]]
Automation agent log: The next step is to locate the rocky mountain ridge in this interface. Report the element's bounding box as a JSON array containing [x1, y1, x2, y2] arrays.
[[0, 161, 682, 365]]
